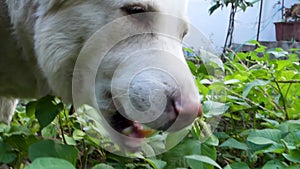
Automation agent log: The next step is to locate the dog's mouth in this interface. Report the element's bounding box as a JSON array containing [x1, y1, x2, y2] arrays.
[[111, 112, 155, 139]]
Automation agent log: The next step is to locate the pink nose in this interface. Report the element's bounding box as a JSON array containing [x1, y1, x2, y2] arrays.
[[175, 101, 202, 117], [143, 96, 201, 132], [197, 104, 202, 116], [167, 101, 202, 132]]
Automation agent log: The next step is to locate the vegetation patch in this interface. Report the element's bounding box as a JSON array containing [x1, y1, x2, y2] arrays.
[[0, 42, 299, 168]]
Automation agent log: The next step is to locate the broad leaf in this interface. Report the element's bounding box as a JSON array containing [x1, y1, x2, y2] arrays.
[[247, 129, 282, 143], [283, 150, 300, 163], [92, 163, 114, 169], [226, 162, 250, 169], [243, 79, 270, 97], [25, 157, 75, 169], [267, 48, 289, 58], [29, 140, 79, 166], [203, 101, 230, 117], [35, 96, 63, 129], [262, 160, 287, 169], [247, 129, 285, 154], [247, 137, 276, 145], [0, 141, 16, 163], [162, 138, 202, 169], [220, 138, 248, 150], [144, 159, 167, 169], [185, 155, 222, 169]]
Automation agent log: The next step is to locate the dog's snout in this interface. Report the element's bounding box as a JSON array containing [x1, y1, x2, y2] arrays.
[[173, 99, 202, 118], [143, 93, 201, 131], [168, 98, 202, 131], [123, 68, 201, 132], [160, 95, 202, 131]]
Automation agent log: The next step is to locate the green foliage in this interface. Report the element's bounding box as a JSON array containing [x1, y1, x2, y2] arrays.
[[92, 163, 114, 169], [0, 43, 299, 168], [34, 96, 64, 129], [186, 41, 300, 168], [28, 140, 79, 165], [209, 0, 255, 15], [24, 157, 75, 169], [0, 141, 16, 164]]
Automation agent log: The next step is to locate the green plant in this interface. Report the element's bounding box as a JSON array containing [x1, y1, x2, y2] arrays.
[[0, 96, 220, 169], [0, 42, 299, 169], [186, 41, 300, 168]]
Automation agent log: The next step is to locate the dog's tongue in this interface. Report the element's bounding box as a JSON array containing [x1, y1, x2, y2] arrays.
[[122, 121, 155, 138]]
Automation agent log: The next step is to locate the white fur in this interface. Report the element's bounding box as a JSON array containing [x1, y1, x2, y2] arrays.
[[0, 97, 17, 124], [0, 0, 199, 149]]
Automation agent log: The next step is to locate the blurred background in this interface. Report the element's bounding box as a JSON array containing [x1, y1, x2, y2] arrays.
[[188, 0, 299, 53]]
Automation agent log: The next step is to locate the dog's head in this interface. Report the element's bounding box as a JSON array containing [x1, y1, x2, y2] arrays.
[[34, 0, 201, 151]]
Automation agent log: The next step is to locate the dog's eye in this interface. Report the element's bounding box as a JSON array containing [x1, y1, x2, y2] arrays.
[[121, 5, 147, 15]]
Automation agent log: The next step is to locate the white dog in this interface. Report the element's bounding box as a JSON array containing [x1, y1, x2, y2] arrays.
[[0, 0, 201, 150]]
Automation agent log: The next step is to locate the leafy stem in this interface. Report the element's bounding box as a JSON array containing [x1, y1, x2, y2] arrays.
[[272, 74, 289, 120]]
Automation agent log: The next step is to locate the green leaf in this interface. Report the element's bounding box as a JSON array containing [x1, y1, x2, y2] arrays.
[[201, 143, 217, 162], [247, 40, 263, 48], [187, 61, 198, 76], [35, 96, 64, 129], [203, 135, 219, 147], [275, 60, 292, 71], [183, 47, 195, 54], [247, 129, 285, 154], [235, 52, 248, 60], [162, 138, 202, 169], [92, 163, 114, 169], [64, 135, 77, 146], [6, 125, 31, 136], [29, 140, 79, 166], [26, 101, 37, 118], [41, 124, 59, 139], [230, 71, 250, 81], [243, 80, 270, 97], [144, 159, 167, 169], [288, 53, 299, 62], [185, 155, 222, 169], [279, 120, 300, 133], [209, 3, 221, 15], [200, 79, 212, 85], [262, 160, 287, 169], [199, 49, 224, 71], [25, 157, 75, 169], [283, 150, 300, 163], [0, 123, 9, 133], [226, 162, 250, 169], [220, 138, 248, 150], [223, 165, 232, 169], [247, 137, 276, 145], [196, 81, 209, 98], [4, 135, 39, 152], [203, 101, 230, 118], [184, 140, 217, 169], [0, 141, 16, 163], [224, 79, 240, 85], [247, 129, 282, 143], [73, 129, 86, 141], [267, 48, 288, 58], [144, 134, 166, 155], [286, 165, 300, 169]]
